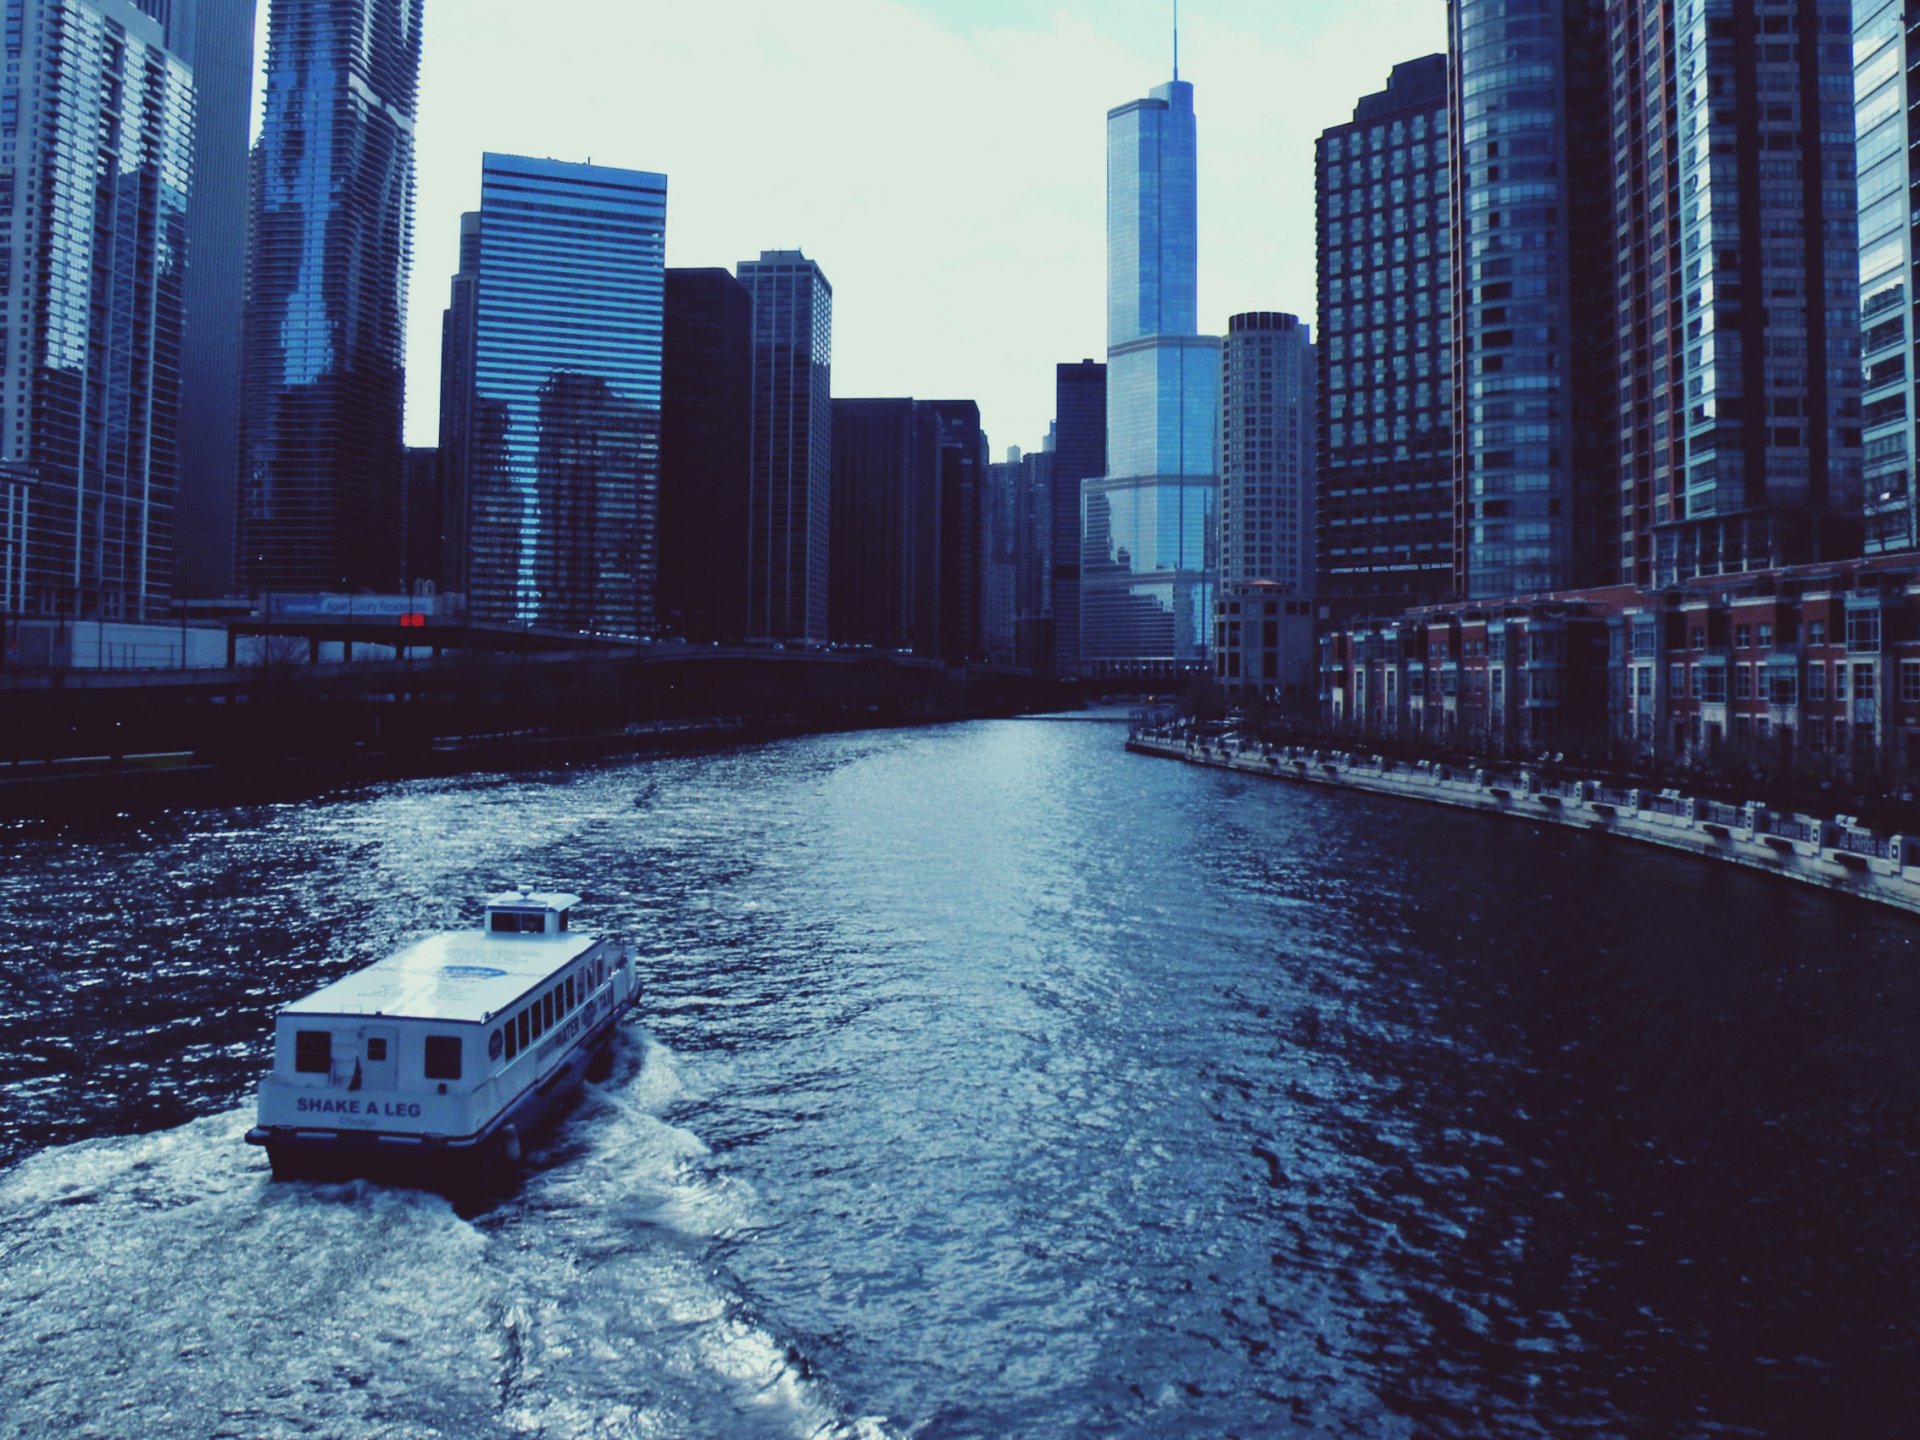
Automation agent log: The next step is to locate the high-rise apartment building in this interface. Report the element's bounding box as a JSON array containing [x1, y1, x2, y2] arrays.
[[659, 268, 751, 643], [237, 0, 423, 596], [1855, 0, 1914, 555], [1052, 360, 1105, 673], [1448, 0, 1614, 599], [1083, 76, 1220, 677], [156, 0, 255, 600], [739, 250, 832, 643], [0, 0, 193, 622], [1220, 313, 1314, 595], [1617, 0, 1860, 586], [443, 154, 666, 633], [1315, 54, 1452, 611]]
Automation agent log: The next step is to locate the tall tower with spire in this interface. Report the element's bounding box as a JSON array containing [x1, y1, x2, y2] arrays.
[[1080, 46, 1220, 678]]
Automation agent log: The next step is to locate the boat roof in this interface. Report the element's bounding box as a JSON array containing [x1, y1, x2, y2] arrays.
[[283, 929, 602, 1025]]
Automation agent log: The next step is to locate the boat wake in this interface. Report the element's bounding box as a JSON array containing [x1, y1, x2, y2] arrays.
[[0, 1030, 895, 1440]]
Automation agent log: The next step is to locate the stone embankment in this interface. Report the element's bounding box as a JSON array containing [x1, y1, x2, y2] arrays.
[[1128, 728, 1920, 919]]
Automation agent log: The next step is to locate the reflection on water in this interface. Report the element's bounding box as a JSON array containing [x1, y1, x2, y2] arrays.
[[2, 719, 1918, 1437]]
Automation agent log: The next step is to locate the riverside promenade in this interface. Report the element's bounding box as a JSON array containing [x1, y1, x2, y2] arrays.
[[1128, 725, 1920, 920]]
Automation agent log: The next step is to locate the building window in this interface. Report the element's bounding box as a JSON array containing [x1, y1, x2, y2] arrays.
[[1902, 659, 1920, 704], [1735, 624, 1751, 648], [1734, 666, 1752, 701], [1808, 619, 1827, 646], [1856, 664, 1877, 701], [1690, 626, 1706, 650], [1836, 664, 1847, 701], [1847, 609, 1883, 654], [1757, 623, 1772, 648], [1809, 665, 1827, 702], [1768, 671, 1797, 707]]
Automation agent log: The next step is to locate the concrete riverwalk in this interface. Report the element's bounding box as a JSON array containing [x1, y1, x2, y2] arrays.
[[1128, 728, 1920, 920]]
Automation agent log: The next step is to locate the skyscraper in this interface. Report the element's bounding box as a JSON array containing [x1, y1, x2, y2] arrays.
[[1220, 313, 1314, 596], [1014, 441, 1055, 670], [1083, 74, 1220, 677], [237, 0, 424, 596], [154, 0, 255, 600], [0, 0, 193, 622], [1052, 360, 1105, 673], [444, 154, 666, 633], [659, 268, 752, 643], [1612, 0, 1860, 586], [1315, 55, 1452, 612], [1857, 0, 1915, 555], [1447, 0, 1613, 599], [738, 250, 832, 643]]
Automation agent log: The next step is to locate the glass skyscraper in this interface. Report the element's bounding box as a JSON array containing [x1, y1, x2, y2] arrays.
[[738, 250, 832, 645], [1448, 0, 1613, 599], [237, 0, 423, 596], [1082, 76, 1220, 676], [0, 0, 193, 622], [1856, 0, 1913, 556], [443, 154, 666, 634]]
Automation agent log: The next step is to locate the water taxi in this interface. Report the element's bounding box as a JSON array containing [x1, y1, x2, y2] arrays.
[[245, 891, 639, 1190]]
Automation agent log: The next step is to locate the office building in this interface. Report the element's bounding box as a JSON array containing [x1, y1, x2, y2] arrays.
[[739, 249, 832, 643], [154, 0, 255, 600], [0, 0, 193, 622], [1447, 0, 1613, 598], [1014, 440, 1055, 670], [1315, 54, 1452, 611], [1083, 74, 1220, 676], [983, 448, 1019, 663], [444, 154, 666, 633], [237, 0, 423, 596], [827, 396, 981, 661], [1856, 0, 1913, 555], [659, 267, 752, 642], [1052, 360, 1105, 672], [1615, 0, 1860, 586]]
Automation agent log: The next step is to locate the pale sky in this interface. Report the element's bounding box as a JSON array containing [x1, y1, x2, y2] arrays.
[[254, 0, 1448, 454]]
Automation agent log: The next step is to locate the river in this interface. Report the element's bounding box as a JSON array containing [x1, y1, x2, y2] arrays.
[[2, 716, 1917, 1437]]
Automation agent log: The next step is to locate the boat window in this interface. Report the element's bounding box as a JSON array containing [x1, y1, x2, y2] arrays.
[[490, 1028, 505, 1063], [490, 911, 546, 934], [518, 1010, 532, 1048], [365, 1037, 388, 1062], [424, 1035, 462, 1080], [503, 1019, 519, 1061], [294, 1030, 331, 1074], [565, 976, 575, 1012], [542, 991, 555, 1030], [557, 911, 569, 932]]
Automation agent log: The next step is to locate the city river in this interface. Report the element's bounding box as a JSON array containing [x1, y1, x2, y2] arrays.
[[2, 716, 1918, 1437]]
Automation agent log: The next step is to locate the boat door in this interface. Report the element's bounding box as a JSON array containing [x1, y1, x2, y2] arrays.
[[359, 1024, 399, 1091]]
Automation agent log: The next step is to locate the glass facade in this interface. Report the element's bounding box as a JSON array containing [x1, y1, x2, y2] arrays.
[[1051, 360, 1104, 674], [738, 250, 832, 644], [1315, 55, 1453, 608], [1086, 78, 1220, 674], [0, 0, 192, 621], [1856, 0, 1914, 555], [1647, 0, 1860, 583], [237, 0, 422, 595], [452, 154, 665, 634], [1448, 0, 1614, 599]]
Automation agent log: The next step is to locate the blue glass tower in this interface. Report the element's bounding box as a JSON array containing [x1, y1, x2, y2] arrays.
[[237, 0, 423, 596], [446, 154, 666, 633], [1082, 75, 1220, 677]]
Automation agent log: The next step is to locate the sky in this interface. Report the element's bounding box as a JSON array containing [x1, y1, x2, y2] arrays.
[[254, 0, 1449, 454]]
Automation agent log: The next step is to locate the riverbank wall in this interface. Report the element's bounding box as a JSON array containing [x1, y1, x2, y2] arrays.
[[1127, 729, 1920, 920]]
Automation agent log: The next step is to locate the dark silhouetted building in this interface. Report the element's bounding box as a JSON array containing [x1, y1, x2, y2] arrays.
[[739, 249, 832, 643], [238, 0, 424, 596], [1014, 440, 1055, 669], [829, 396, 981, 661], [659, 268, 752, 643], [1053, 360, 1106, 673]]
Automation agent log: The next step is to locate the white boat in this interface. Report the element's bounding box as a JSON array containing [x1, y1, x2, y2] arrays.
[[245, 891, 639, 1190]]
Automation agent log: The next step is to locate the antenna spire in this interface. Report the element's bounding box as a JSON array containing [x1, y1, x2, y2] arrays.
[[1173, 0, 1180, 81]]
